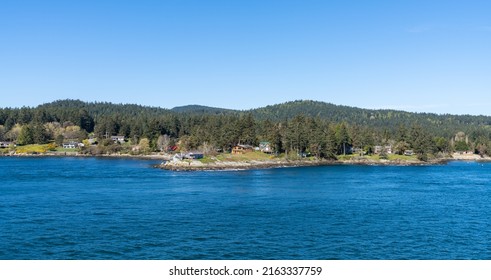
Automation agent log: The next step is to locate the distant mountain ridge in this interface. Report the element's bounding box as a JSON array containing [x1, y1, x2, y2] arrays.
[[168, 100, 491, 141], [171, 104, 237, 114], [170, 100, 491, 130], [3, 99, 491, 137], [22, 99, 490, 120], [2, 99, 491, 150]]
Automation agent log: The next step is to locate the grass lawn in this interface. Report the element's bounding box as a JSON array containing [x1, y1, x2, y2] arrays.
[[337, 154, 355, 160], [338, 153, 419, 161], [15, 144, 55, 154], [198, 157, 216, 164], [55, 147, 80, 153], [387, 154, 418, 161], [215, 151, 275, 162]]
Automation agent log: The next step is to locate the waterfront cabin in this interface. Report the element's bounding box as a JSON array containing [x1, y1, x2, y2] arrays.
[[88, 137, 97, 145], [62, 141, 81, 149], [258, 141, 272, 153], [167, 145, 178, 152], [385, 146, 393, 154], [232, 144, 254, 154], [184, 152, 204, 159], [111, 135, 125, 144], [374, 145, 392, 154], [0, 141, 14, 148], [404, 150, 414, 156]]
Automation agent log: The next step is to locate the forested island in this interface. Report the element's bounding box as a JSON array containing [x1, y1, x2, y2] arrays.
[[1, 99, 490, 169]]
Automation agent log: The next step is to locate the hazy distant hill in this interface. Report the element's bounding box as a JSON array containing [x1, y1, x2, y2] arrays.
[[250, 99, 488, 122], [171, 105, 237, 115], [2, 99, 491, 140], [31, 99, 491, 126], [247, 100, 491, 138], [162, 100, 491, 139], [251, 100, 374, 122], [37, 99, 171, 119], [171, 100, 491, 128]]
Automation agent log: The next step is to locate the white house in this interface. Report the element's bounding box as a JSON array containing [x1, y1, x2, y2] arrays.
[[62, 141, 81, 149], [374, 145, 392, 154], [0, 141, 14, 148], [111, 136, 125, 143]]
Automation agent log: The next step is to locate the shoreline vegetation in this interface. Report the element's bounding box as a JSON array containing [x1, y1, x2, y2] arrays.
[[158, 152, 491, 171], [3, 147, 490, 171], [2, 99, 491, 171]]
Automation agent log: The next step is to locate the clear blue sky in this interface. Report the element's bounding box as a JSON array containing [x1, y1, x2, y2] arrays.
[[1, 0, 490, 115]]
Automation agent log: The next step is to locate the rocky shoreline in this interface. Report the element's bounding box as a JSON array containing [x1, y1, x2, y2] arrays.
[[3, 151, 491, 171], [158, 159, 332, 171], [158, 157, 452, 171], [0, 151, 172, 161]]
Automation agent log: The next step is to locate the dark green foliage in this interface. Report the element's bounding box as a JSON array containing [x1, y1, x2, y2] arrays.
[[475, 136, 489, 156], [454, 141, 469, 152], [409, 124, 434, 161], [4, 117, 15, 131], [16, 123, 50, 145], [265, 121, 283, 154], [17, 107, 32, 125], [171, 105, 235, 115], [17, 125, 34, 145], [78, 109, 95, 132], [323, 125, 338, 160], [434, 137, 450, 153], [335, 123, 350, 155], [238, 113, 256, 145], [396, 124, 407, 142], [284, 115, 309, 154], [31, 122, 50, 144], [55, 134, 64, 146], [379, 149, 389, 160], [2, 99, 491, 158]]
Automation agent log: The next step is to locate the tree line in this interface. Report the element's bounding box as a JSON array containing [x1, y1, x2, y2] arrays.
[[1, 99, 491, 160]]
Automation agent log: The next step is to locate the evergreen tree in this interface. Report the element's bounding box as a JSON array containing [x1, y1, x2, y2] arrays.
[[18, 107, 32, 125], [396, 124, 407, 142], [2, 99, 491, 161], [263, 120, 283, 154], [409, 124, 433, 161], [238, 113, 256, 145], [335, 122, 350, 155], [55, 134, 65, 146], [4, 117, 15, 131], [31, 122, 50, 144], [475, 136, 489, 156], [434, 137, 450, 154], [284, 115, 308, 155], [307, 118, 325, 158], [17, 125, 34, 145], [79, 109, 95, 132], [324, 125, 338, 159], [454, 141, 469, 152]]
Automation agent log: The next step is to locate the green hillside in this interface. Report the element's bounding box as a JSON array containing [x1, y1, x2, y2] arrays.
[[1, 99, 490, 160]]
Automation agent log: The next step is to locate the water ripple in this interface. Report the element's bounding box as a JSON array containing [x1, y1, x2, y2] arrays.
[[1, 158, 491, 259]]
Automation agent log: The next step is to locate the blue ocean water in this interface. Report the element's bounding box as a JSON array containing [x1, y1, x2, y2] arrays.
[[1, 157, 490, 260]]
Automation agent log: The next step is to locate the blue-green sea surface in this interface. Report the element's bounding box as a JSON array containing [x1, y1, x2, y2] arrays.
[[1, 157, 490, 259]]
